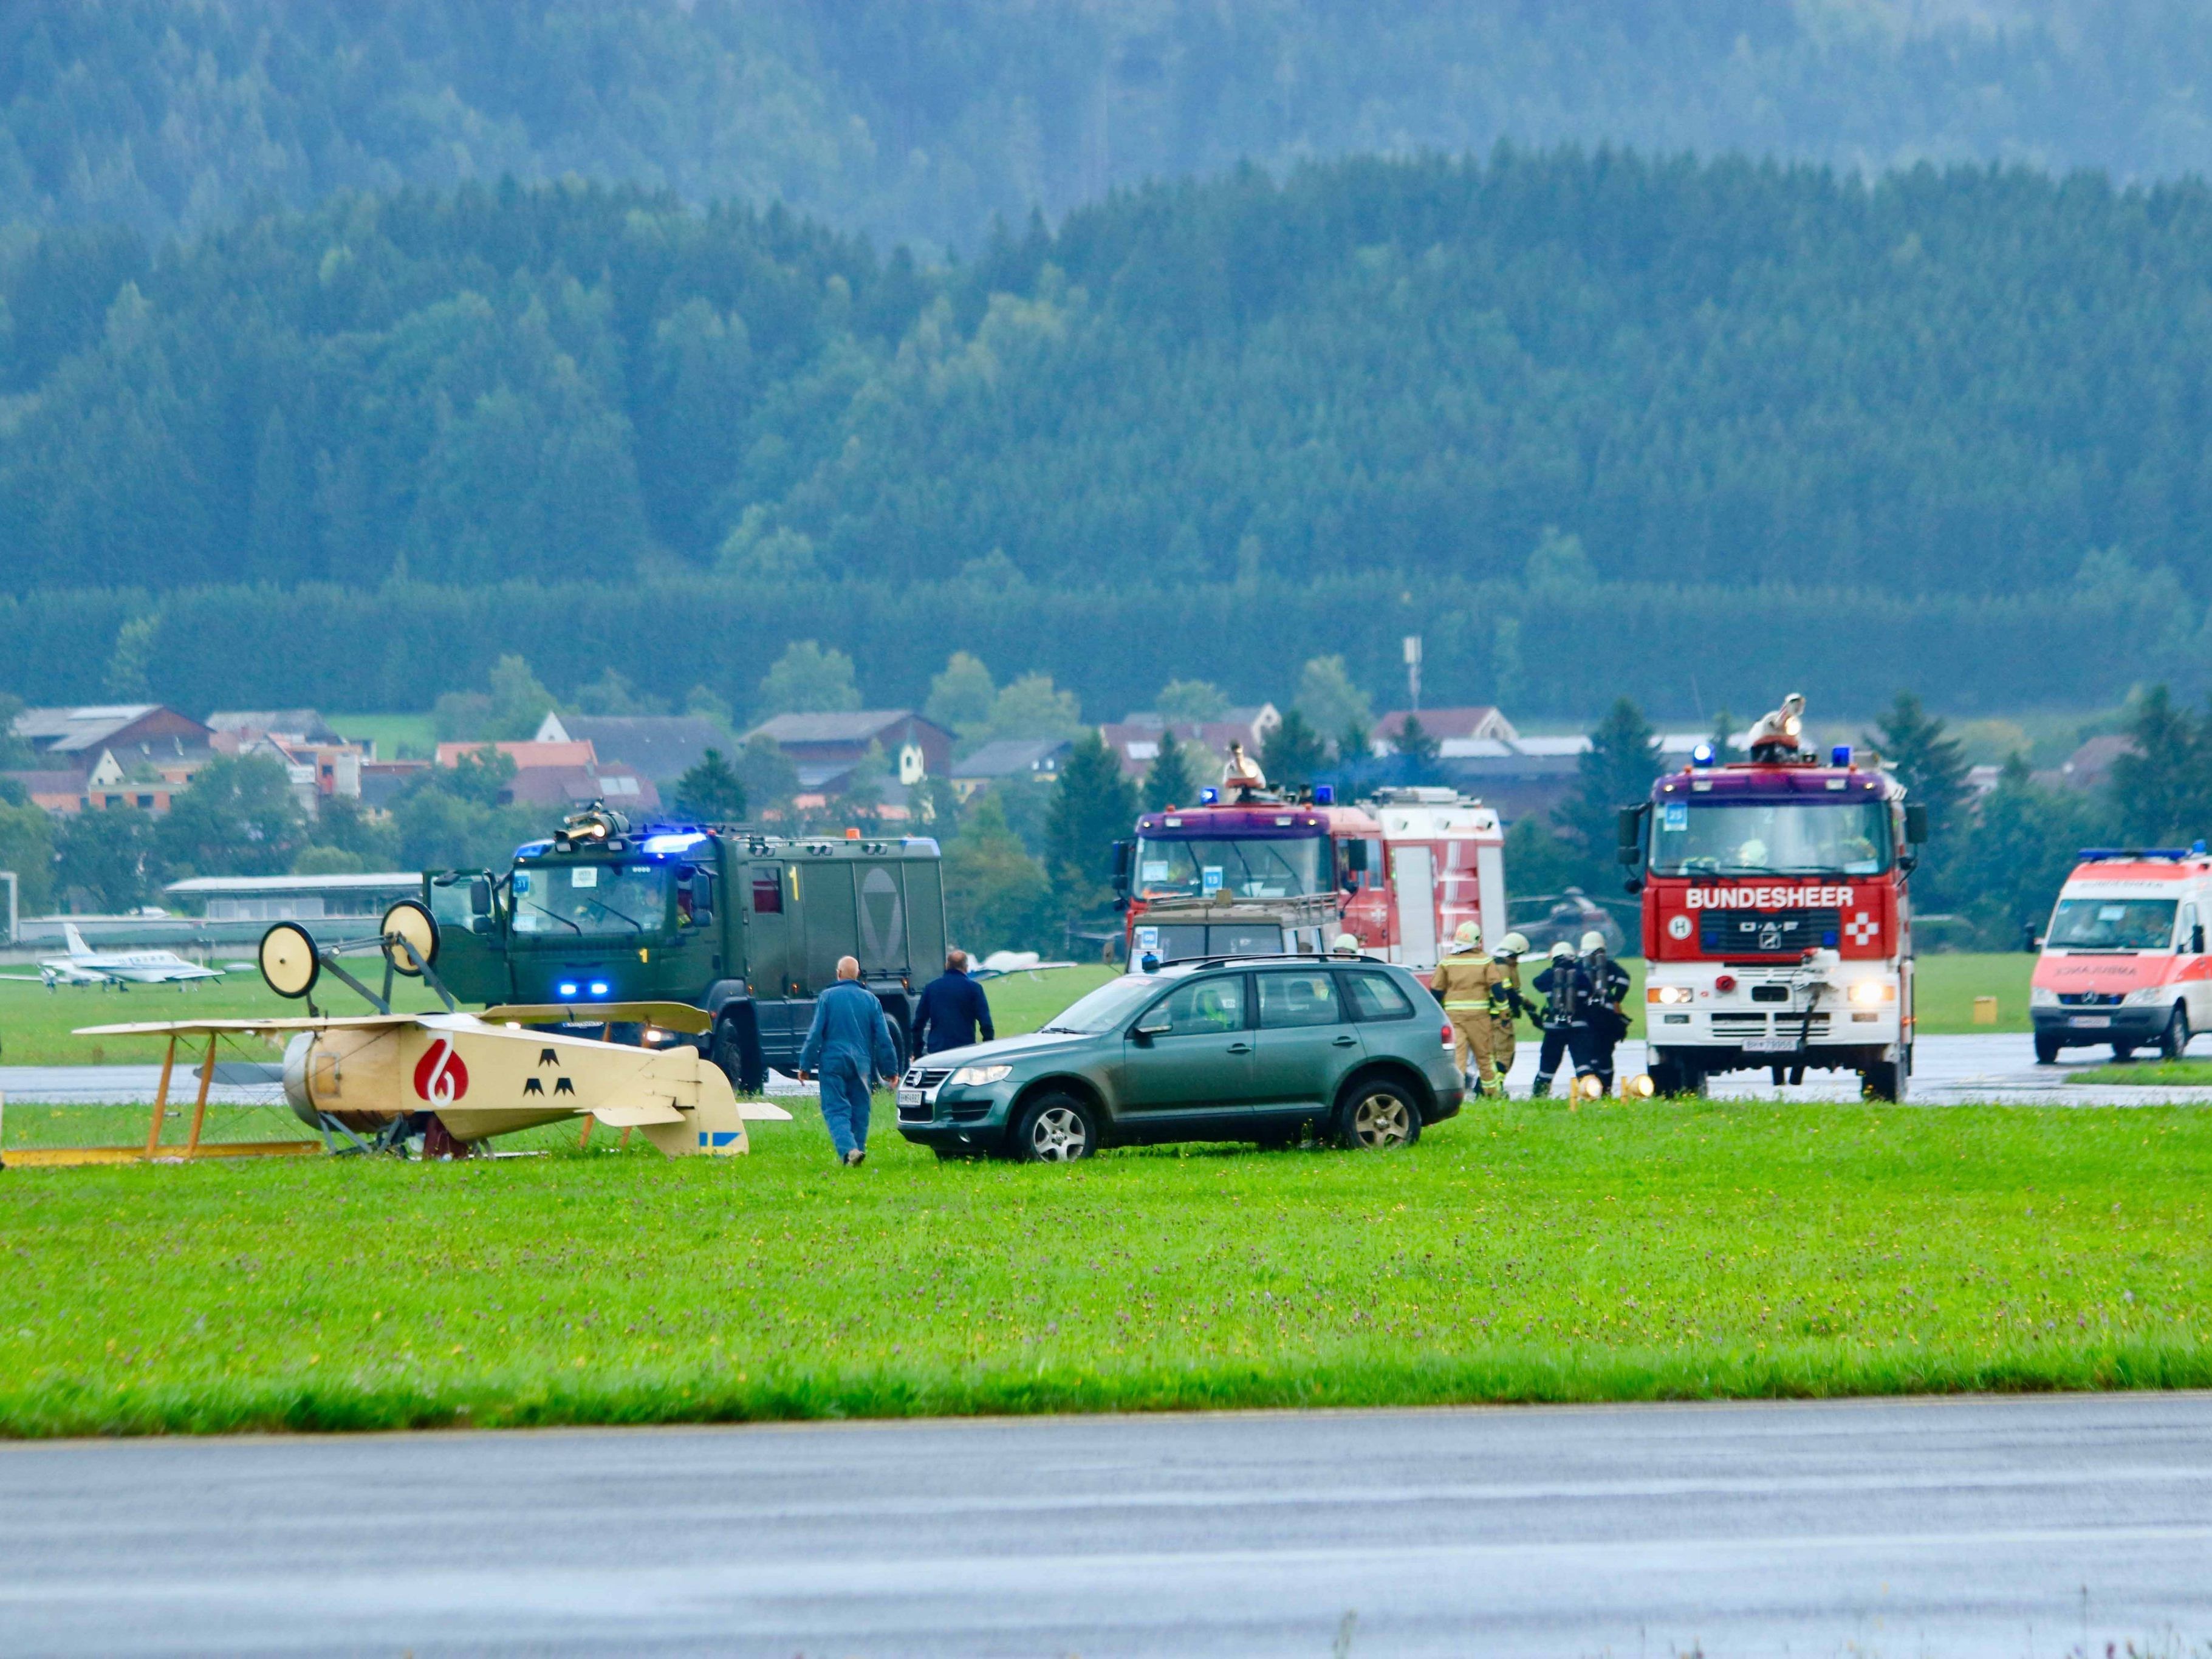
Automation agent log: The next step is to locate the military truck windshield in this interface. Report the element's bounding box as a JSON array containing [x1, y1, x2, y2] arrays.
[[2046, 897, 2177, 952], [511, 861, 669, 937], [1134, 834, 1324, 899], [1650, 802, 1891, 877]]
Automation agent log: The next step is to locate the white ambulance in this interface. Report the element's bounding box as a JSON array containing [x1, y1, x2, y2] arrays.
[[2030, 849, 2212, 1062]]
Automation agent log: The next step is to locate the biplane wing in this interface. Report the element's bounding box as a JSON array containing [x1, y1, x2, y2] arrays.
[[72, 1014, 425, 1038]]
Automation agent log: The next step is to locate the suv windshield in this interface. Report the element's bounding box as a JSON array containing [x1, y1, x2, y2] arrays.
[[1650, 801, 1891, 877], [1038, 974, 1176, 1034], [511, 861, 669, 937], [2047, 897, 2177, 952], [1134, 835, 1324, 899]]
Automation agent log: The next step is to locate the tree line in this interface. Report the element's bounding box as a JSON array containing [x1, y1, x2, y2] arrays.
[[11, 2, 2212, 253], [5, 155, 2212, 712]]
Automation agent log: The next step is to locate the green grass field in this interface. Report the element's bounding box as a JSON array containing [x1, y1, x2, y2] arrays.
[[0, 954, 2033, 1069], [325, 711, 437, 760], [2, 1092, 2205, 1437], [2069, 1059, 2212, 1087]]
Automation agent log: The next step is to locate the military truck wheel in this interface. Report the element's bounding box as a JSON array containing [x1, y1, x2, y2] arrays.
[[1010, 1092, 1095, 1162], [711, 1007, 766, 1095], [2160, 1005, 2191, 1061], [2034, 1034, 2063, 1066]]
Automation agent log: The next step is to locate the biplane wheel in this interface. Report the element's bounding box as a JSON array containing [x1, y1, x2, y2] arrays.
[[259, 922, 320, 1000], [380, 898, 439, 977]]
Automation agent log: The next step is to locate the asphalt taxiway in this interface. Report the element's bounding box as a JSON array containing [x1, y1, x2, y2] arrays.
[[2, 1393, 2208, 1655]]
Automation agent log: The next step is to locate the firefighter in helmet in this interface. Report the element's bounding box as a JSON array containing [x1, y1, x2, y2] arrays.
[[1530, 939, 1591, 1099], [1488, 931, 1533, 1087], [1330, 932, 1360, 957], [1577, 927, 1632, 1093], [1430, 920, 1508, 1098]]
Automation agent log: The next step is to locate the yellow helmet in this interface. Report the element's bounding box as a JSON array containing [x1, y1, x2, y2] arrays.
[[1498, 931, 1530, 958], [1453, 920, 1482, 949]]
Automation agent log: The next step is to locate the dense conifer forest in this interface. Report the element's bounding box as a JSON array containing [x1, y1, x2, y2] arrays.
[[10, 2, 2212, 251], [2, 148, 2207, 716]]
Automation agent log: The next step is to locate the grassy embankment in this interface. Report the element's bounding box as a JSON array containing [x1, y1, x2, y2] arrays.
[[0, 954, 2035, 1069]]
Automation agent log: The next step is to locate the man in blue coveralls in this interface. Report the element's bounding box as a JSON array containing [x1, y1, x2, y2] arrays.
[[798, 955, 899, 1166]]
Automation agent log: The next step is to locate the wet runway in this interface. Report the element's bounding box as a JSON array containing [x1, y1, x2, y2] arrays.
[[2, 1394, 2208, 1656]]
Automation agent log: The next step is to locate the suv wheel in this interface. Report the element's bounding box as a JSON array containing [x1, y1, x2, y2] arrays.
[[1335, 1079, 1421, 1151], [1011, 1092, 1095, 1162]]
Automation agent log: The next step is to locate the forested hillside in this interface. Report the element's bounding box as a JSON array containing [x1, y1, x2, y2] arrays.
[[11, 1, 2212, 253], [1, 150, 2208, 717]]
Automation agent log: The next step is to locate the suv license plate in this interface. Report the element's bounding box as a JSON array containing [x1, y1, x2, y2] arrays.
[[2068, 1015, 2112, 1029], [1742, 1036, 1803, 1054], [896, 1086, 924, 1107]]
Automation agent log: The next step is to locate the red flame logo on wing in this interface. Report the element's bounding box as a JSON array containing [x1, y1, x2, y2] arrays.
[[413, 1038, 469, 1105]]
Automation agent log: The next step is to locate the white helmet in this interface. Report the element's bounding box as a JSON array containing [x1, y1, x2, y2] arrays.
[[1453, 920, 1482, 949], [1580, 929, 1607, 954], [1498, 931, 1530, 958], [1331, 932, 1359, 955], [1549, 940, 1575, 960]]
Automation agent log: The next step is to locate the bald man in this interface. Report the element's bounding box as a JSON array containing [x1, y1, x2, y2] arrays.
[[798, 955, 899, 1166]]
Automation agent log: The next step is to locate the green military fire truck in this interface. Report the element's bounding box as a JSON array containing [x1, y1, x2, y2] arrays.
[[423, 806, 948, 1092]]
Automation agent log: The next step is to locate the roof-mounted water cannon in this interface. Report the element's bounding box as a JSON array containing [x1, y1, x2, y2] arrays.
[[1745, 693, 1809, 762], [555, 801, 631, 853]]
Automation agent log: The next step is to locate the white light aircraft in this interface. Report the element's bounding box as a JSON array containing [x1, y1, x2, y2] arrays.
[[0, 922, 225, 989]]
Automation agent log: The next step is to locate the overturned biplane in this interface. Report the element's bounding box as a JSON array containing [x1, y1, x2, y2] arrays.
[[58, 900, 785, 1163]]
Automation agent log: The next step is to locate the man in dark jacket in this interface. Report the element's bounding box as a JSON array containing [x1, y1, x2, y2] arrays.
[[798, 956, 899, 1166], [911, 949, 996, 1056]]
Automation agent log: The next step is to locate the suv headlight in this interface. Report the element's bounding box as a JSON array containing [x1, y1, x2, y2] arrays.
[[2123, 987, 2170, 1007], [950, 1064, 1013, 1087], [2030, 986, 2058, 1007]]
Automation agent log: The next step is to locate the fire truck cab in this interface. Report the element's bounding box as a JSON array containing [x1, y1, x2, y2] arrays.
[[1112, 785, 1506, 980], [1625, 743, 1926, 1100]]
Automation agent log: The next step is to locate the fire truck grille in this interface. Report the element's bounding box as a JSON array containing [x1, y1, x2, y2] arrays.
[[1697, 909, 1842, 956]]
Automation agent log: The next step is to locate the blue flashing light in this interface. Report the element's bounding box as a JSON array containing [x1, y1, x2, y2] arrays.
[[556, 980, 580, 998], [1199, 787, 1220, 804], [1831, 744, 1853, 767], [588, 980, 611, 997], [1690, 742, 1716, 768], [2196, 840, 2208, 856], [641, 830, 708, 856], [515, 840, 552, 859], [1313, 784, 1335, 805]]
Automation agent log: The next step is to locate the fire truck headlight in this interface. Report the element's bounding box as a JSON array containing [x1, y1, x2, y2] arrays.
[[1647, 985, 1693, 1005], [2030, 986, 2058, 1007], [1847, 980, 1895, 1006]]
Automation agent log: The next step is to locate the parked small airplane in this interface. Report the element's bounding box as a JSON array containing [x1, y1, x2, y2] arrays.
[[67, 909, 787, 1158], [74, 1004, 782, 1158], [0, 922, 224, 989]]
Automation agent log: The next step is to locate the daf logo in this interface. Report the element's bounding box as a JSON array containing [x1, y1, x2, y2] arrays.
[[1758, 924, 1782, 951]]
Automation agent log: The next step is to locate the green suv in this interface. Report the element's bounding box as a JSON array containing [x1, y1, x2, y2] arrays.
[[895, 957, 1463, 1161]]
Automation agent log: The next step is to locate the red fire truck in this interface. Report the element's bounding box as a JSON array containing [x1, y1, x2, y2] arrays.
[[1112, 784, 1506, 979], [1623, 741, 1927, 1100]]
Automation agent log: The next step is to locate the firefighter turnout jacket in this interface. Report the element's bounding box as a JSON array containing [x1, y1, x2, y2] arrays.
[[1431, 949, 1509, 1016]]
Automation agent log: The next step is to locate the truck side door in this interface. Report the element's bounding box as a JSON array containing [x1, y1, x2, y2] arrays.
[[746, 862, 798, 1061]]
